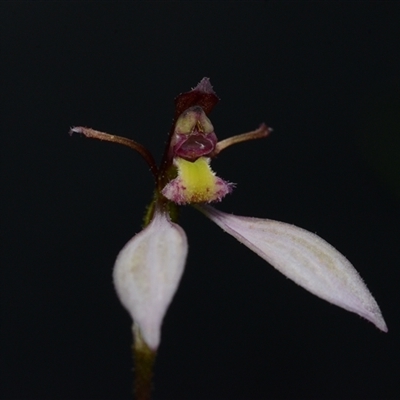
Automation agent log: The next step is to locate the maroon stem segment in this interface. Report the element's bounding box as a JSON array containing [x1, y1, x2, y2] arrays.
[[212, 123, 271, 156], [70, 126, 159, 178]]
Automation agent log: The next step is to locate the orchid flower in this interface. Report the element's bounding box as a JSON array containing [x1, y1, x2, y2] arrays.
[[71, 78, 387, 398]]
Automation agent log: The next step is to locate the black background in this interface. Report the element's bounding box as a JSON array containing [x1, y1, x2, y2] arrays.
[[2, 2, 400, 399]]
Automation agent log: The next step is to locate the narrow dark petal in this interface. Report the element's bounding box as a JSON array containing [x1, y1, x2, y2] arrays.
[[174, 78, 219, 117]]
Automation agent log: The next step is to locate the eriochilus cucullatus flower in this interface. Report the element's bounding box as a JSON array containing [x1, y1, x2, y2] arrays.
[[70, 78, 387, 400]]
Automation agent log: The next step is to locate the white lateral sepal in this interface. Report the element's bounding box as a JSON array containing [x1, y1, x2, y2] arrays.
[[113, 209, 188, 350], [200, 205, 387, 332]]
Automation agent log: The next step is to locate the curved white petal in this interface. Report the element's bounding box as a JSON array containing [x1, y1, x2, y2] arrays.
[[113, 210, 188, 350], [200, 205, 387, 332]]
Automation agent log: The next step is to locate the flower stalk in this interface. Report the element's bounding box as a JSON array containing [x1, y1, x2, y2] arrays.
[[132, 324, 156, 400]]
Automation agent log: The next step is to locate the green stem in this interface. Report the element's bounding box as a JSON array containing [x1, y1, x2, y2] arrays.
[[132, 323, 156, 400]]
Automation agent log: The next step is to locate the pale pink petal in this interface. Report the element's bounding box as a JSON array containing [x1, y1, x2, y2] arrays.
[[113, 210, 188, 350], [199, 205, 387, 332]]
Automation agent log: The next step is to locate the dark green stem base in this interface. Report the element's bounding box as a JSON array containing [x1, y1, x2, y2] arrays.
[[132, 324, 156, 400]]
